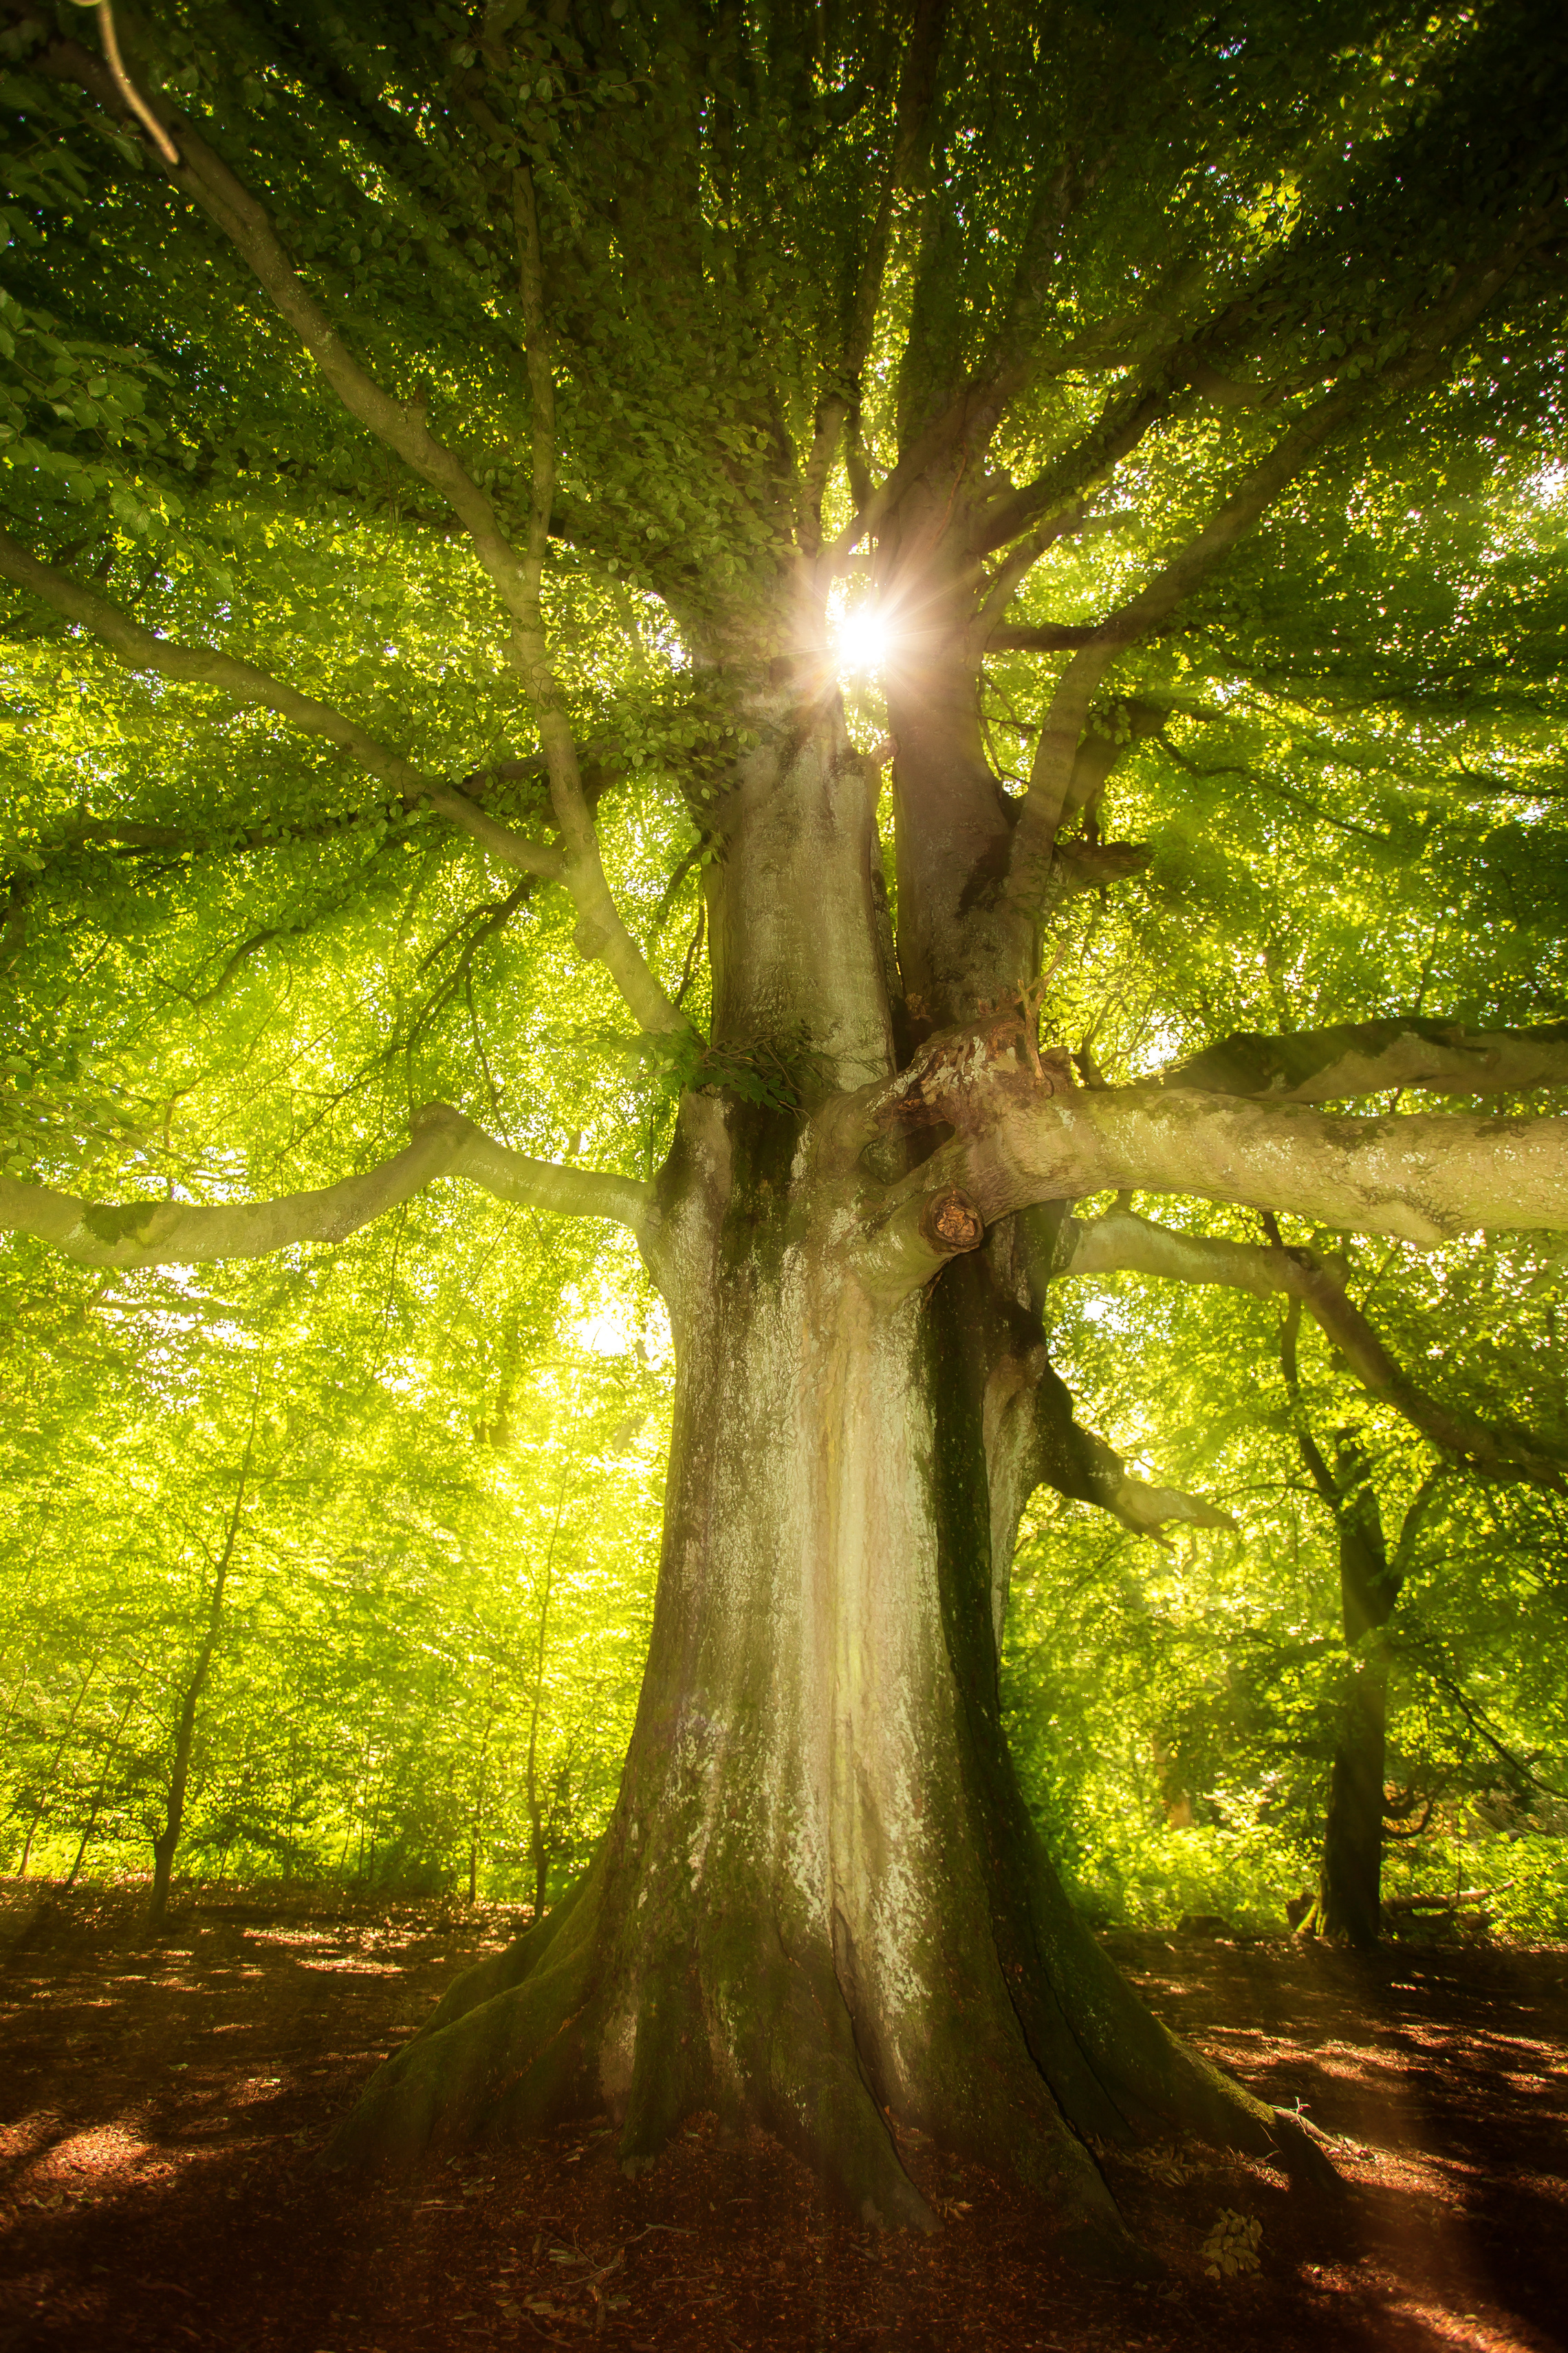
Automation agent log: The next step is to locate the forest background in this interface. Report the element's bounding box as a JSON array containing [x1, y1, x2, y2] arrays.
[[1, 0, 1566, 1963]]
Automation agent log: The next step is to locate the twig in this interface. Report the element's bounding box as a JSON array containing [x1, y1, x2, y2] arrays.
[[65, 2, 180, 166]]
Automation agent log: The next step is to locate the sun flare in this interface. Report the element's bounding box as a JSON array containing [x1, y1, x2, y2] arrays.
[[833, 599, 895, 680]]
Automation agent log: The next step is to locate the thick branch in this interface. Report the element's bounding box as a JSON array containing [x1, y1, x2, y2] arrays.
[[0, 1105, 654, 1270], [1157, 1019, 1568, 1104], [1056, 1205, 1562, 1488], [1058, 1204, 1294, 1296], [903, 1076, 1568, 1248], [985, 622, 1100, 652]]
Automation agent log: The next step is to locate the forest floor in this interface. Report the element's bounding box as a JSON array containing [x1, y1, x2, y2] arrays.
[[0, 1885, 1563, 2353]]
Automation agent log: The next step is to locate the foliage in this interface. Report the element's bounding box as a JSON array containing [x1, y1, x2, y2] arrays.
[[1003, 1222, 1568, 1933], [0, 0, 1565, 1944], [0, 1213, 669, 1898]]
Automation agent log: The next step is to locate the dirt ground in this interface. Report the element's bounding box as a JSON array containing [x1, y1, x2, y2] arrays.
[[0, 1884, 1563, 2353]]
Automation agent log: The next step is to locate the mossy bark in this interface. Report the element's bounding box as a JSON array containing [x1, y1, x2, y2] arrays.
[[329, 1102, 1331, 2250], [328, 682, 1337, 2250]]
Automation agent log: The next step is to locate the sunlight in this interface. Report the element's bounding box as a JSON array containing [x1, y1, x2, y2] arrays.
[[833, 596, 895, 681]]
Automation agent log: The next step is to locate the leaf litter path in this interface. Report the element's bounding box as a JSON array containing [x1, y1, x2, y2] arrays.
[[0, 1888, 1563, 2353]]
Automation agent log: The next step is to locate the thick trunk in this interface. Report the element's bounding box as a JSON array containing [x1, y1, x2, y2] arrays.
[[328, 689, 1332, 2252], [329, 1126, 1326, 2251]]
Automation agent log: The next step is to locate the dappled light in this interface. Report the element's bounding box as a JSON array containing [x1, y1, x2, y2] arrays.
[[3, 1889, 1565, 2348]]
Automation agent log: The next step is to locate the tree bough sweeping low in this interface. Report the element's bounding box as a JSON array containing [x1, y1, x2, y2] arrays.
[[3, 0, 1567, 2265]]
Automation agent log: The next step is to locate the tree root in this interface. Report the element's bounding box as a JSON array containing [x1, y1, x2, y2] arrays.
[[323, 1876, 602, 2175], [324, 1818, 1344, 2246]]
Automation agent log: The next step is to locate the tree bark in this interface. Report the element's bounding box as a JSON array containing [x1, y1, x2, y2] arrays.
[[1318, 1664, 1390, 1949], [329, 706, 1335, 2244]]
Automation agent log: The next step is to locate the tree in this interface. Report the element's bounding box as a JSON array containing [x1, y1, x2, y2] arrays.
[[145, 1387, 257, 1926], [2, 0, 1567, 2257], [1277, 1312, 1441, 1947]]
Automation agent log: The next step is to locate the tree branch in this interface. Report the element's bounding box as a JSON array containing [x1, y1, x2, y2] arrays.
[[1055, 1203, 1563, 1488], [985, 622, 1100, 652], [0, 530, 568, 883], [160, 122, 542, 627], [1006, 213, 1554, 891], [31, 37, 676, 1032], [798, 0, 943, 561], [0, 528, 406, 787], [890, 1068, 1568, 1249], [0, 1104, 655, 1270], [508, 163, 685, 1037], [1157, 1019, 1568, 1104], [1278, 1294, 1339, 1506]]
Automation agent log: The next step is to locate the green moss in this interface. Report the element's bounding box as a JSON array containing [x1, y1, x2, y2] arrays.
[[80, 1199, 158, 1246]]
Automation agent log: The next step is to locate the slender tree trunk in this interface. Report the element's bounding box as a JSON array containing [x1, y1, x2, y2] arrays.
[[14, 1651, 101, 1880], [1281, 1311, 1407, 1949], [65, 1686, 138, 1891], [468, 1700, 496, 1907], [329, 688, 1328, 2252], [148, 1416, 256, 1931]]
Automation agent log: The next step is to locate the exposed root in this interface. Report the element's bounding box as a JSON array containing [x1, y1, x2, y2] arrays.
[[702, 1911, 933, 2231], [1270, 2105, 1357, 2200], [324, 1798, 1342, 2248], [323, 1876, 602, 2175]]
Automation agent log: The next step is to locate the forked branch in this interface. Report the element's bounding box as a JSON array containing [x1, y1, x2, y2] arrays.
[[1007, 212, 1553, 889], [1056, 1203, 1563, 1488]]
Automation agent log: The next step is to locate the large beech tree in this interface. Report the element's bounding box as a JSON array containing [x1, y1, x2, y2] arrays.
[[2, 0, 1567, 2261]]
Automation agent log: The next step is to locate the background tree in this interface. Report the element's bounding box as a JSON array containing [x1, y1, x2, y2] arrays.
[[2, 0, 1567, 2259]]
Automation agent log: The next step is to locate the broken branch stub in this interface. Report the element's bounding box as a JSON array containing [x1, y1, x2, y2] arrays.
[[920, 1187, 985, 1254]]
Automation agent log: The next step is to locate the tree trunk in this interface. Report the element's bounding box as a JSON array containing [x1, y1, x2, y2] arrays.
[[523, 1493, 563, 1925], [14, 1653, 101, 1883], [327, 686, 1331, 2252], [67, 1688, 138, 1891], [1317, 1662, 1389, 1947], [150, 1606, 224, 1930], [148, 1421, 254, 1931], [1311, 1473, 1403, 1947]]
